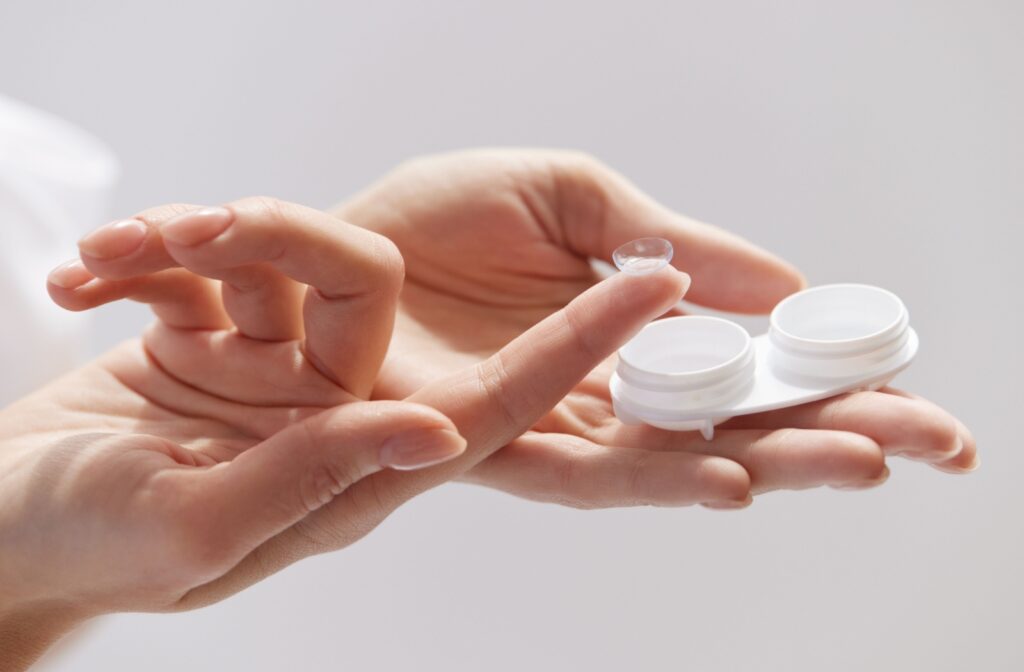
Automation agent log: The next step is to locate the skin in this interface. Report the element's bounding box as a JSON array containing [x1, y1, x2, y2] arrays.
[[1, 194, 696, 669], [336, 150, 977, 506], [0, 150, 975, 668]]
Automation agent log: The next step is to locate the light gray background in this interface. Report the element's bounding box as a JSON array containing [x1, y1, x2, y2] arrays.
[[2, 1, 1021, 670]]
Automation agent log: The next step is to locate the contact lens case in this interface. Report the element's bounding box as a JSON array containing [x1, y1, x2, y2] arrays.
[[608, 239, 918, 440]]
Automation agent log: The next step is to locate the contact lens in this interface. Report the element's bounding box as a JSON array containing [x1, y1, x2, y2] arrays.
[[612, 237, 674, 275]]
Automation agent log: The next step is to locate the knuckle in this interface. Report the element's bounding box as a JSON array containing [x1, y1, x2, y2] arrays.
[[561, 302, 603, 362], [297, 461, 354, 514], [553, 452, 584, 505], [624, 451, 654, 505], [475, 353, 523, 431], [292, 413, 365, 511]]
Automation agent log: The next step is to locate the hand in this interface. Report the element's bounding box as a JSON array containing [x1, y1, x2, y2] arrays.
[[28, 195, 702, 651], [336, 149, 978, 508], [2, 199, 470, 669]]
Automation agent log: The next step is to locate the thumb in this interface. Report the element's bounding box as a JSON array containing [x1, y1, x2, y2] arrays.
[[548, 153, 806, 313], [171, 267, 686, 608], [192, 401, 466, 558]]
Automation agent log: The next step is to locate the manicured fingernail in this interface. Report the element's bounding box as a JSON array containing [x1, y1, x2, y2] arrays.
[[47, 260, 94, 289], [78, 219, 147, 259], [920, 435, 964, 461], [380, 428, 467, 471], [935, 452, 980, 475], [162, 207, 233, 246], [701, 494, 753, 511], [965, 453, 980, 472], [834, 465, 891, 491]]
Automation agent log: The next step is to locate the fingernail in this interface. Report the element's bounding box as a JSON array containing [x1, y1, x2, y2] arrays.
[[701, 494, 753, 511], [78, 219, 147, 259], [965, 453, 981, 472], [834, 465, 891, 491], [380, 428, 467, 471], [162, 206, 233, 246], [934, 453, 980, 475], [47, 260, 94, 289]]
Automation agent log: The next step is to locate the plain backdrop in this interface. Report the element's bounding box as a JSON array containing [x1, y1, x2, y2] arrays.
[[2, 1, 1021, 670]]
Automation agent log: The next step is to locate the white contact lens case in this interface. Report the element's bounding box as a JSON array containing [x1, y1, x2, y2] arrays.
[[608, 243, 918, 440]]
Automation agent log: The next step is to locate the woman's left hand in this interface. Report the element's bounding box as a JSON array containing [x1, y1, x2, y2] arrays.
[[335, 149, 978, 508]]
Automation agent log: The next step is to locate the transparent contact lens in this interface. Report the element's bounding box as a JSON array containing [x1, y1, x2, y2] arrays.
[[612, 237, 674, 275]]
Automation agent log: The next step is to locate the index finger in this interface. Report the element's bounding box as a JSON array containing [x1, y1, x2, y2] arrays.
[[158, 199, 405, 398], [349, 265, 690, 506]]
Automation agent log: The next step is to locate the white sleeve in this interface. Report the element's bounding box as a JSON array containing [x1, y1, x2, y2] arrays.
[[0, 94, 119, 405]]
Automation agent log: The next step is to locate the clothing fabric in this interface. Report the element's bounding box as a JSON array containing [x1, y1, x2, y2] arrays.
[[0, 95, 118, 404]]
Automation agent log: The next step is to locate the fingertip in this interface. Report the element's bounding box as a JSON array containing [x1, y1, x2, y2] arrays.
[[907, 402, 962, 462], [836, 433, 887, 482], [685, 243, 807, 314], [833, 464, 891, 491], [610, 265, 690, 313], [702, 455, 752, 502], [77, 219, 148, 260], [161, 206, 234, 247], [933, 436, 980, 474], [702, 493, 753, 511], [47, 259, 94, 291], [738, 256, 807, 311]]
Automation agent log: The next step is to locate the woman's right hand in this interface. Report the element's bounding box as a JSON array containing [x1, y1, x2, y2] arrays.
[[2, 198, 470, 670], [7, 195, 698, 670]]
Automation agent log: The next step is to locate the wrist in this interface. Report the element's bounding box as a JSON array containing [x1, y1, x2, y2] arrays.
[[0, 600, 88, 671]]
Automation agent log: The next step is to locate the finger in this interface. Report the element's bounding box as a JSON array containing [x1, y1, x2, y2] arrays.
[[347, 265, 690, 512], [177, 267, 689, 607], [693, 428, 888, 494], [417, 266, 689, 454], [161, 205, 306, 342], [546, 152, 805, 313], [723, 390, 963, 465], [585, 420, 888, 495], [168, 401, 465, 607], [882, 387, 979, 473], [47, 259, 231, 329], [77, 204, 198, 279], [159, 198, 404, 396], [78, 202, 305, 341], [466, 432, 750, 508]]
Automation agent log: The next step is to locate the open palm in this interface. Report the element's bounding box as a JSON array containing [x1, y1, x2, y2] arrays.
[[35, 192, 698, 620], [28, 198, 474, 617], [339, 150, 977, 507]]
